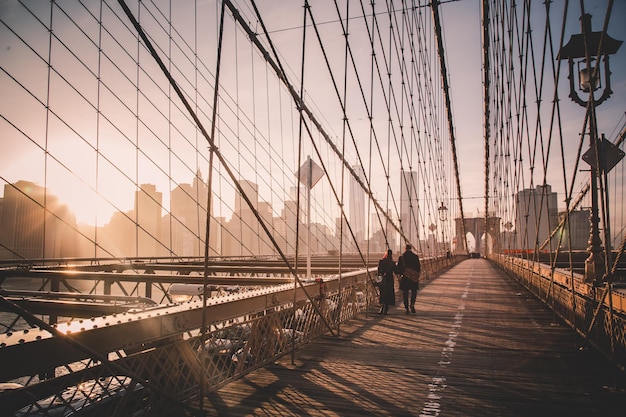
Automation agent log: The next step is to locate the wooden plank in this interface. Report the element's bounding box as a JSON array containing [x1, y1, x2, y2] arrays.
[[201, 258, 626, 416]]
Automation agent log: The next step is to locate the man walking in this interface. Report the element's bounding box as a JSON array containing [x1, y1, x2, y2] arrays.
[[397, 244, 421, 314]]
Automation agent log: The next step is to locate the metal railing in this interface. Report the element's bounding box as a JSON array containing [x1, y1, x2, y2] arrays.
[[0, 254, 456, 415], [491, 254, 626, 372], [0, 270, 373, 415]]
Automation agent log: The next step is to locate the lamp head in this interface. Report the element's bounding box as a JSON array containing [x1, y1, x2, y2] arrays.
[[438, 201, 448, 222], [557, 14, 622, 107]]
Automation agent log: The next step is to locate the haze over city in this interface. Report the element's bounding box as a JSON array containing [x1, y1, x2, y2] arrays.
[[1, 0, 625, 259]]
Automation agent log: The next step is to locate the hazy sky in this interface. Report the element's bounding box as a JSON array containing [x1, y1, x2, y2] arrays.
[[1, 0, 625, 228], [215, 0, 626, 217], [431, 0, 626, 215]]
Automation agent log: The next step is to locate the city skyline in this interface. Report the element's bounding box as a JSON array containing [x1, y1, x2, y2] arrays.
[[1, 162, 468, 259], [0, 175, 344, 259], [4, 2, 624, 225], [1, 1, 624, 260], [1, 171, 583, 260]]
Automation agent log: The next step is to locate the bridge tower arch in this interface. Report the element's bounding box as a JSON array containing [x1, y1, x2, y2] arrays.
[[455, 216, 501, 255]]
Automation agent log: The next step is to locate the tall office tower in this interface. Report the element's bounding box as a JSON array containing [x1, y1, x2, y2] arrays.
[[288, 186, 306, 223], [256, 200, 274, 256], [388, 208, 401, 253], [400, 170, 419, 247], [281, 199, 301, 256], [227, 180, 260, 256], [169, 170, 209, 257], [370, 209, 398, 253], [515, 184, 559, 251], [335, 215, 357, 253], [349, 164, 367, 246], [0, 181, 77, 259], [168, 183, 196, 257], [559, 208, 591, 250], [134, 184, 163, 257], [369, 212, 384, 253]]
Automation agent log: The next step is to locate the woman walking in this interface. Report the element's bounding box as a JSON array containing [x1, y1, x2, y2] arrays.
[[376, 249, 397, 314]]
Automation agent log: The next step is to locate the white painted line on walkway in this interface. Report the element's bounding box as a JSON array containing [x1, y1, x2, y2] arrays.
[[419, 279, 471, 416]]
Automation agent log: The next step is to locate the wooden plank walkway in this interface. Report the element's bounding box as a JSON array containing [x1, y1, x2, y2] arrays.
[[202, 258, 626, 416]]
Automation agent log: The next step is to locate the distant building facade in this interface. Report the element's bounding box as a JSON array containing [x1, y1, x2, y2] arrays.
[[1, 175, 342, 260], [514, 185, 559, 250], [166, 171, 210, 257], [349, 164, 366, 246], [400, 170, 419, 246], [559, 208, 590, 250], [0, 181, 77, 259], [134, 184, 163, 257]]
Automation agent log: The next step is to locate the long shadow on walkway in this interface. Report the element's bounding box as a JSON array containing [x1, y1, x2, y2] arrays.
[[204, 258, 626, 416]]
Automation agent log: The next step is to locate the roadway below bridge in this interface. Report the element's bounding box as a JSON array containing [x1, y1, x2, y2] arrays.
[[202, 258, 626, 416]]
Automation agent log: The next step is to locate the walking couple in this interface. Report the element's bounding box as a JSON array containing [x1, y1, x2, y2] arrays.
[[376, 245, 421, 315]]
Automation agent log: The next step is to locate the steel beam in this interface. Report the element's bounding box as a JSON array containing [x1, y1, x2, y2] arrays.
[[0, 274, 365, 382]]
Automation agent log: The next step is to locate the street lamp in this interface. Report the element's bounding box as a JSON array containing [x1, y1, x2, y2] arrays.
[[558, 13, 622, 284], [557, 13, 622, 107], [438, 202, 448, 257], [429, 223, 437, 256], [438, 201, 448, 222]]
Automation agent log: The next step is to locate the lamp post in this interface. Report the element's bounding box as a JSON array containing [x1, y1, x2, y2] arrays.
[[438, 201, 448, 222], [428, 223, 437, 257], [297, 156, 324, 280], [438, 202, 448, 258], [557, 14, 621, 108], [558, 14, 622, 284]]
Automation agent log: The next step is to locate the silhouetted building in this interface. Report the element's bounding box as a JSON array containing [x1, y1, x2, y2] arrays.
[[104, 211, 134, 257], [224, 180, 256, 256], [515, 185, 559, 250], [369, 210, 392, 253], [257, 201, 274, 255], [559, 208, 591, 250], [0, 181, 77, 259], [133, 184, 162, 257], [400, 170, 419, 246], [281, 199, 303, 256], [310, 221, 336, 254], [336, 216, 357, 253], [349, 164, 366, 245], [168, 171, 210, 257]]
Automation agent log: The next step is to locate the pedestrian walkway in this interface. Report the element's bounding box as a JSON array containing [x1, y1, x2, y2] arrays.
[[203, 258, 626, 416]]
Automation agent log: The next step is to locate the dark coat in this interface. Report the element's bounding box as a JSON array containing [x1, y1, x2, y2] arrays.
[[377, 256, 396, 306], [397, 250, 421, 291]]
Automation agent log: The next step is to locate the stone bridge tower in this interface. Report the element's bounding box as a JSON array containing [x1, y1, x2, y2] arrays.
[[455, 216, 501, 255]]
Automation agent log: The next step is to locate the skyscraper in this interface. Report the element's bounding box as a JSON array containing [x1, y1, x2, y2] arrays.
[[225, 180, 260, 256], [400, 170, 419, 246], [349, 164, 367, 246], [134, 184, 163, 257], [559, 208, 590, 250], [169, 170, 209, 257], [0, 181, 77, 259], [515, 184, 559, 250]]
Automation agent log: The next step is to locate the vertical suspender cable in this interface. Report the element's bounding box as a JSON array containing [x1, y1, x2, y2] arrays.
[[431, 0, 468, 253], [337, 0, 351, 336], [94, 1, 104, 257], [291, 0, 309, 365], [483, 0, 492, 254], [200, 1, 226, 409]]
